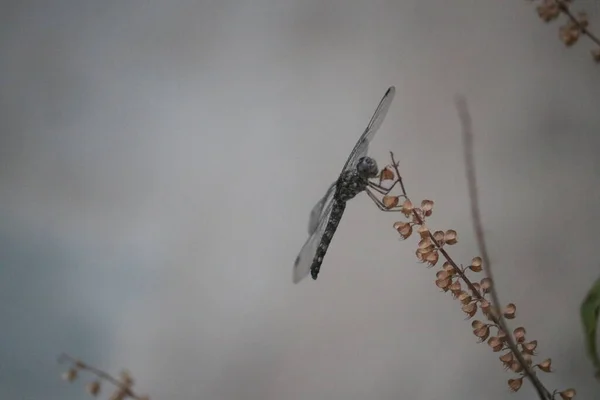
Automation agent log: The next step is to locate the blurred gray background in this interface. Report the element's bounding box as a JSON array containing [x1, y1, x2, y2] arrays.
[[1, 1, 600, 399]]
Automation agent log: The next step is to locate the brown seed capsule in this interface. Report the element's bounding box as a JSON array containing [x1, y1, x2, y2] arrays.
[[383, 195, 399, 209], [503, 303, 517, 319], [433, 230, 445, 245], [536, 358, 552, 373], [480, 278, 492, 293], [393, 221, 413, 239], [559, 388, 576, 400], [462, 302, 478, 318], [401, 199, 413, 216], [521, 340, 538, 355], [379, 167, 395, 182], [513, 327, 526, 343], [470, 256, 482, 272], [487, 336, 504, 352], [421, 200, 434, 216], [458, 291, 472, 305], [444, 229, 458, 245], [508, 377, 523, 392]]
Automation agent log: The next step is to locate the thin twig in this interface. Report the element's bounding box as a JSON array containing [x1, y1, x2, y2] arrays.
[[454, 96, 553, 400]]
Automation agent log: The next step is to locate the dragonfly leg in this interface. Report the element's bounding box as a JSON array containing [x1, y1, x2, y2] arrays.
[[368, 179, 399, 195], [365, 188, 404, 212]]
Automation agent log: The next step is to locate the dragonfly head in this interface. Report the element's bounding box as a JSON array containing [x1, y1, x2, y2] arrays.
[[356, 156, 378, 179]]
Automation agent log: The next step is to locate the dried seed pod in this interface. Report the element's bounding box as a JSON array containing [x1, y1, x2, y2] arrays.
[[513, 327, 527, 343], [521, 340, 538, 355], [401, 199, 413, 216], [383, 195, 399, 209], [421, 199, 434, 216], [536, 358, 552, 372], [508, 377, 523, 392], [470, 256, 482, 272], [393, 221, 413, 239], [503, 303, 517, 319], [86, 380, 101, 396], [379, 167, 395, 182], [487, 336, 504, 352], [559, 388, 576, 400], [444, 229, 458, 245], [462, 302, 478, 318], [62, 368, 78, 382]]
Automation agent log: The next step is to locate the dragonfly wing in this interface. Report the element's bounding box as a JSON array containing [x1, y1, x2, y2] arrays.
[[293, 199, 334, 284], [340, 86, 396, 174], [307, 181, 336, 235]]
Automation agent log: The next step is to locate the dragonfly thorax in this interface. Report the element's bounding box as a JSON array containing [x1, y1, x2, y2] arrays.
[[356, 156, 378, 179]]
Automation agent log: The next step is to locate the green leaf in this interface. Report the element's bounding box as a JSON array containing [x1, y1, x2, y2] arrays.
[[581, 276, 600, 376]]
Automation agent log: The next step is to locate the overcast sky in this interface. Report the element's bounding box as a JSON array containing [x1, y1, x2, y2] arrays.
[[1, 1, 600, 399]]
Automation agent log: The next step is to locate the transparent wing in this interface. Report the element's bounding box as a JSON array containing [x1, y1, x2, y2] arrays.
[[340, 86, 396, 174], [293, 199, 334, 284], [307, 181, 336, 235]]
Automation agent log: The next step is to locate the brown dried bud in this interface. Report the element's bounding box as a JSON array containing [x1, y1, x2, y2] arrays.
[[508, 377, 523, 392], [393, 221, 413, 240], [499, 352, 514, 365], [479, 300, 491, 317], [559, 388, 576, 400], [503, 303, 517, 319], [86, 381, 101, 396], [443, 262, 455, 276], [473, 325, 490, 342], [536, 358, 552, 372], [470, 256, 482, 272], [425, 250, 439, 266], [444, 229, 458, 245]]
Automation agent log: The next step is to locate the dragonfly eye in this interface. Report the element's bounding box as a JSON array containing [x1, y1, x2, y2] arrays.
[[357, 157, 378, 178]]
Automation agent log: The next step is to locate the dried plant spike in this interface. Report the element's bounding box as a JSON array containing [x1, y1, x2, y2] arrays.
[[503, 303, 517, 319], [86, 381, 101, 396], [559, 388, 576, 400], [537, 358, 553, 372], [508, 377, 524, 392], [393, 221, 413, 239], [421, 199, 434, 216], [383, 195, 399, 209], [401, 199, 413, 216], [379, 167, 395, 182], [513, 327, 527, 343], [444, 229, 458, 245], [62, 368, 78, 382], [470, 256, 482, 272]]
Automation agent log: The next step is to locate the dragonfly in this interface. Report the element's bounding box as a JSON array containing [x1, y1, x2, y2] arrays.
[[293, 86, 398, 283]]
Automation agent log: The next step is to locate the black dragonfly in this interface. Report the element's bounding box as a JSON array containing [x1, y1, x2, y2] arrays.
[[293, 86, 398, 283]]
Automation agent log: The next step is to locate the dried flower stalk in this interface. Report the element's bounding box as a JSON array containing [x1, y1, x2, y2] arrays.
[[58, 353, 151, 400]]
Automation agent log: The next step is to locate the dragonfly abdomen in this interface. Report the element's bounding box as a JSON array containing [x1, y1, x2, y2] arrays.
[[310, 200, 347, 280]]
